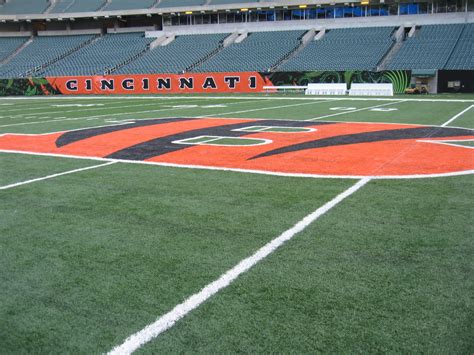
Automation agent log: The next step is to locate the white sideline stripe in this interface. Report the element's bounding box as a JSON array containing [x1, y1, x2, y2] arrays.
[[441, 105, 474, 127], [1, 96, 474, 103], [0, 149, 473, 180], [198, 98, 338, 117], [108, 177, 371, 355], [307, 100, 405, 121], [418, 139, 474, 149], [0, 161, 116, 190]]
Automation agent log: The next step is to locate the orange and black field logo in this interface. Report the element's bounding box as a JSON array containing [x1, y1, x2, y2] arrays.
[[1, 117, 473, 178]]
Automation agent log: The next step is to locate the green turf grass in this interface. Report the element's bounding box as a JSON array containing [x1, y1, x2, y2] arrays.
[[0, 153, 100, 187], [141, 175, 474, 353], [0, 94, 473, 353], [0, 162, 350, 353]]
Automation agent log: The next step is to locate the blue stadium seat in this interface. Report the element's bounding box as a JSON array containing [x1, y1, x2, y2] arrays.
[[0, 35, 96, 78], [117, 33, 229, 74], [386, 24, 464, 70], [41, 33, 154, 76], [194, 30, 305, 73], [280, 27, 395, 72]]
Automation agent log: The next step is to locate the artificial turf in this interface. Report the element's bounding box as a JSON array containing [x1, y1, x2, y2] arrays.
[[142, 176, 473, 353], [0, 94, 473, 353]]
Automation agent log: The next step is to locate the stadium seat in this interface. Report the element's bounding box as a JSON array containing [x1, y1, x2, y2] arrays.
[[0, 0, 49, 14], [444, 23, 474, 70], [194, 30, 306, 73], [65, 0, 105, 13], [280, 27, 395, 72], [0, 37, 29, 63], [41, 33, 154, 76], [117, 33, 229, 74], [386, 24, 464, 70], [0, 35, 96, 78], [102, 0, 155, 11]]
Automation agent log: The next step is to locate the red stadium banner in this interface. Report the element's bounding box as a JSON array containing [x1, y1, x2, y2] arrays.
[[46, 72, 273, 95]]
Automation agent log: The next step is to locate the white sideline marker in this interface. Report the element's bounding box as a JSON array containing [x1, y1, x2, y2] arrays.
[[441, 105, 474, 127], [108, 177, 371, 355], [0, 161, 116, 190]]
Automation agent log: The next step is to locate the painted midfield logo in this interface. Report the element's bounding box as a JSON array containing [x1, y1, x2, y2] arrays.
[[0, 117, 473, 178]]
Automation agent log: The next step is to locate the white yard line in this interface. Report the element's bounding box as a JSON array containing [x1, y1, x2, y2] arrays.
[[107, 177, 370, 355], [0, 161, 116, 190], [198, 99, 338, 118], [307, 100, 405, 121], [441, 105, 474, 127]]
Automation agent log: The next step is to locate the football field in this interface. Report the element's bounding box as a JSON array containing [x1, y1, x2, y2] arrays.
[[0, 95, 473, 353]]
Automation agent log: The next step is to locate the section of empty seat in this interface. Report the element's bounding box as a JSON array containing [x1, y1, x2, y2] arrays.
[[103, 0, 155, 11], [386, 24, 464, 70], [0, 0, 49, 14], [66, 0, 105, 12], [117, 33, 228, 74], [280, 27, 394, 72], [194, 30, 305, 73], [156, 0, 205, 8], [444, 23, 474, 70], [0, 37, 28, 62], [41, 33, 153, 76], [49, 0, 76, 13], [0, 35, 95, 78]]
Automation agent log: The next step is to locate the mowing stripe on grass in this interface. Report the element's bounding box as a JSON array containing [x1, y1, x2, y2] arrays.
[[0, 161, 116, 190], [107, 177, 371, 355], [307, 100, 405, 121], [441, 105, 474, 127]]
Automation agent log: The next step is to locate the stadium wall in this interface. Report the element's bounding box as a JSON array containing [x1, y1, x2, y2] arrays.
[[0, 70, 413, 96]]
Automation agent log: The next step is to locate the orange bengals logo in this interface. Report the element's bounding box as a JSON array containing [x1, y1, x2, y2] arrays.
[[0, 117, 473, 178]]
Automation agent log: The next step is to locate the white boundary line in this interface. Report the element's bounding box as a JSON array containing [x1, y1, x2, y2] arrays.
[[306, 100, 406, 121], [0, 161, 116, 191], [107, 177, 371, 355], [1, 96, 474, 103], [0, 149, 472, 180], [441, 105, 474, 127], [418, 139, 474, 149]]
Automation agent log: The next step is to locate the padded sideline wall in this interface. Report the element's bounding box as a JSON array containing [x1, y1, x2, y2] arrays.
[[0, 70, 416, 96]]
